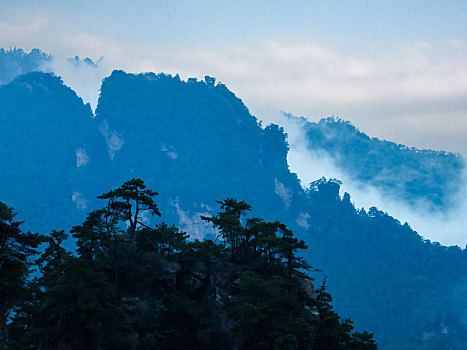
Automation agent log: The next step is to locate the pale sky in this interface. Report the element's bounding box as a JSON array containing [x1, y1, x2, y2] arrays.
[[1, 0, 467, 154]]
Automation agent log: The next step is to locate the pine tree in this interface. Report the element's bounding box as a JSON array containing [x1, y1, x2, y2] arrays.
[[98, 178, 161, 237], [0, 202, 42, 347]]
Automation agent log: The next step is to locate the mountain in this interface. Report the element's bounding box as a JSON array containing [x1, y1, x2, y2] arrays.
[[95, 71, 301, 237], [0, 72, 109, 233], [290, 115, 465, 210], [0, 48, 51, 85], [1, 66, 467, 349]]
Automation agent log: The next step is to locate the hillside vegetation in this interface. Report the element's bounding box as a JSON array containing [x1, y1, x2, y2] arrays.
[[293, 115, 464, 209], [0, 67, 466, 349], [1, 179, 376, 349]]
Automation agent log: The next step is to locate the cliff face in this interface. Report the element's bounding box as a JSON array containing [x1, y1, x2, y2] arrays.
[[0, 72, 109, 233], [95, 71, 302, 232]]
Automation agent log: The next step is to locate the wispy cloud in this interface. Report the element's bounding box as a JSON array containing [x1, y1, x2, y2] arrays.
[[2, 10, 466, 155], [96, 39, 467, 155]]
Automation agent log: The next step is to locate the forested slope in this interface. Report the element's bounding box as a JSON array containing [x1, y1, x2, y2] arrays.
[[1, 180, 377, 349], [0, 69, 466, 349], [291, 115, 465, 210]]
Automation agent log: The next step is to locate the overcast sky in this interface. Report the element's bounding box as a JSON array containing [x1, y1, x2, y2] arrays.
[[1, 0, 467, 154]]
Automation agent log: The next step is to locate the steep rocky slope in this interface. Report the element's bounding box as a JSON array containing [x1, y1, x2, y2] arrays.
[[1, 70, 467, 348]]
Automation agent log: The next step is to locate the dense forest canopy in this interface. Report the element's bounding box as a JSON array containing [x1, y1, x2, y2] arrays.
[[1, 179, 377, 349]]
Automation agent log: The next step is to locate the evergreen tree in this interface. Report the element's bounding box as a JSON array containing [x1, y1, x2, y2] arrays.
[[98, 178, 161, 237], [314, 279, 377, 350], [202, 198, 251, 254], [0, 201, 42, 347]]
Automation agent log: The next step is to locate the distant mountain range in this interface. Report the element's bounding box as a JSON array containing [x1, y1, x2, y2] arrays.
[[1, 48, 467, 349], [0, 47, 100, 85], [0, 48, 51, 85], [287, 114, 464, 210]]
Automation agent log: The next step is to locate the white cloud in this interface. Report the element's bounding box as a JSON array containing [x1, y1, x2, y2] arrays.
[[0, 9, 127, 59], [47, 56, 112, 112], [2, 8, 466, 155], [103, 40, 467, 156], [132, 40, 467, 104]]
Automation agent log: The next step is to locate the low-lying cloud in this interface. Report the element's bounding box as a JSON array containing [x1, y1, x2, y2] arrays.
[[259, 111, 467, 248], [44, 56, 112, 112]]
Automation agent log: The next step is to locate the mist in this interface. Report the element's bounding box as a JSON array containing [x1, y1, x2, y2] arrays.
[[44, 54, 111, 112], [255, 108, 467, 248]]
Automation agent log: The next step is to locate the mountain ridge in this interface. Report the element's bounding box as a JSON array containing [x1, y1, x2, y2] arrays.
[[283, 113, 465, 211], [1, 66, 467, 348]]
